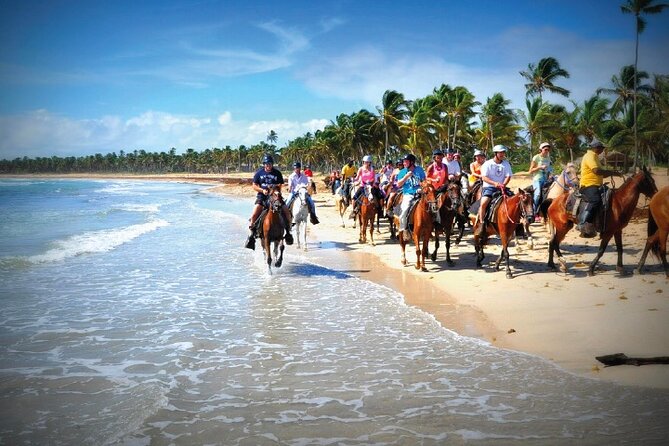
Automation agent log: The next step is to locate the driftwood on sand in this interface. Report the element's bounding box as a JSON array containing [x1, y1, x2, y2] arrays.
[[596, 353, 669, 367]]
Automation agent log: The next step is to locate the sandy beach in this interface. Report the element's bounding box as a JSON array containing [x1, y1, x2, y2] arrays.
[[7, 171, 669, 389]]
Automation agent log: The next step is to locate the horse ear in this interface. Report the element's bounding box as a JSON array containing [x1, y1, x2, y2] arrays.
[[518, 188, 524, 195]]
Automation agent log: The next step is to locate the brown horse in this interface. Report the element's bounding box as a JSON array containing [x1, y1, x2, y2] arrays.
[[635, 185, 669, 277], [357, 184, 378, 245], [260, 187, 287, 274], [472, 188, 534, 278], [398, 180, 438, 271], [544, 167, 657, 276], [430, 182, 459, 266]]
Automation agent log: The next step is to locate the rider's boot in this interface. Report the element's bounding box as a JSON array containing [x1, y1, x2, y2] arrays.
[[245, 225, 256, 250], [310, 213, 320, 225], [474, 219, 486, 237]]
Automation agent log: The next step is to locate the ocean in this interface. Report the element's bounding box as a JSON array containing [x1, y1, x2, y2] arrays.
[[0, 178, 667, 445]]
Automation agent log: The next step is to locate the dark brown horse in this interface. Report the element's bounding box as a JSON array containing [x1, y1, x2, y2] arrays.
[[260, 186, 287, 274], [430, 182, 459, 266], [398, 180, 438, 271], [544, 167, 657, 276], [635, 185, 669, 277], [472, 188, 534, 278], [357, 184, 379, 245]]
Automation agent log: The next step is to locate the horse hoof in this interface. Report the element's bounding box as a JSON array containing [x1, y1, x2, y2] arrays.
[[421, 267, 428, 272], [506, 273, 513, 279], [587, 270, 595, 277], [430, 254, 437, 262], [447, 260, 454, 267]]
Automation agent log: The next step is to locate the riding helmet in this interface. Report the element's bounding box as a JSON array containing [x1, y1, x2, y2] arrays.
[[262, 154, 274, 164], [403, 153, 417, 163], [492, 144, 508, 153], [432, 148, 444, 156], [293, 161, 301, 168], [362, 155, 373, 163]]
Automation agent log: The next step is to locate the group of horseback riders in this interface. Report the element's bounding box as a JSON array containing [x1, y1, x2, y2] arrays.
[[245, 137, 622, 250]]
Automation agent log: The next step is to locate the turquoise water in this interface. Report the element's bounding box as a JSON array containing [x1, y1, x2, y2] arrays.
[[0, 179, 668, 445]]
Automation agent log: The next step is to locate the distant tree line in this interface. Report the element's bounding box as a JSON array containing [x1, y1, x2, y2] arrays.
[[2, 65, 668, 175]]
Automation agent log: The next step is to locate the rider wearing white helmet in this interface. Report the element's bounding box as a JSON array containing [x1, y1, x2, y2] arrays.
[[350, 155, 381, 218], [475, 144, 513, 237]]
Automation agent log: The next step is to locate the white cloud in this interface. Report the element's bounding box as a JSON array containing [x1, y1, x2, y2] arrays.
[[297, 26, 669, 115], [0, 110, 328, 159]]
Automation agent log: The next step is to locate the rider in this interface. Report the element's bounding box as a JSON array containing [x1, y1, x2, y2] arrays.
[[475, 144, 513, 237], [576, 138, 620, 237], [425, 148, 449, 193], [350, 155, 379, 218], [529, 142, 554, 219], [444, 148, 462, 182], [329, 169, 341, 195], [245, 154, 293, 250], [340, 158, 357, 201], [396, 152, 426, 238], [380, 159, 395, 185], [468, 149, 485, 186], [285, 161, 320, 225]]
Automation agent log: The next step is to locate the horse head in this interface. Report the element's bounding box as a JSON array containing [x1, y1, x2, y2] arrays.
[[420, 180, 439, 216], [561, 163, 579, 188], [268, 187, 284, 212], [446, 181, 462, 211], [517, 188, 534, 220], [639, 166, 658, 198], [297, 185, 309, 203]]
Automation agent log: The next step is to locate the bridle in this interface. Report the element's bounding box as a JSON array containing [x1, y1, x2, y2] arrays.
[[556, 167, 579, 191], [269, 189, 284, 213]]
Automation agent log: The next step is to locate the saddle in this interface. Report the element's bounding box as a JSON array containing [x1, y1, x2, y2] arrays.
[[468, 189, 513, 224], [252, 208, 289, 239], [566, 185, 612, 233]]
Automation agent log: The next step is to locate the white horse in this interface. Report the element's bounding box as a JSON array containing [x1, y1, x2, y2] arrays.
[[290, 186, 310, 251]]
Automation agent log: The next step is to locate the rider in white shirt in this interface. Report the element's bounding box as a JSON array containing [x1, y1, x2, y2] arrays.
[[286, 162, 319, 225]]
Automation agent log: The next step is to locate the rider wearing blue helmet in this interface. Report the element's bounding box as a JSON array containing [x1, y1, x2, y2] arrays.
[[245, 154, 293, 249]]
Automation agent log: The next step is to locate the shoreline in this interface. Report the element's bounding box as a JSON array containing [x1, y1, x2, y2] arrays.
[[6, 172, 669, 389]]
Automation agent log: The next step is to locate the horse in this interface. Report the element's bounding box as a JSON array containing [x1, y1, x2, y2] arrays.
[[290, 186, 310, 251], [334, 178, 354, 227], [308, 177, 317, 195], [447, 180, 467, 244], [545, 163, 579, 201], [543, 167, 657, 276], [472, 188, 534, 278], [398, 180, 438, 271], [430, 184, 456, 266], [260, 186, 287, 274], [357, 183, 379, 245], [635, 185, 669, 277]]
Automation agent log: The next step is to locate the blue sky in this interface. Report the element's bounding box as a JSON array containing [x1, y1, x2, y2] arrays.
[[1, 0, 668, 159]]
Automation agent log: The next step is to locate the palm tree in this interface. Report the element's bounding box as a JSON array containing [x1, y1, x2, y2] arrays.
[[400, 98, 438, 162], [621, 0, 668, 167], [478, 93, 520, 150], [375, 90, 408, 156], [519, 57, 571, 100], [597, 65, 652, 117], [266, 130, 278, 145], [519, 97, 564, 161]]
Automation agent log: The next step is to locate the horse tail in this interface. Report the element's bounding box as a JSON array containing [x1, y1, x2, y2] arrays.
[[647, 209, 661, 259]]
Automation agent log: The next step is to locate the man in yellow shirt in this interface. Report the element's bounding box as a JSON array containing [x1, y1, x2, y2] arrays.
[[577, 139, 620, 237], [340, 158, 357, 204]]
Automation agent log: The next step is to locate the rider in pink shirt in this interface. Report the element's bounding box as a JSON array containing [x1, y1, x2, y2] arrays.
[[426, 148, 448, 192]]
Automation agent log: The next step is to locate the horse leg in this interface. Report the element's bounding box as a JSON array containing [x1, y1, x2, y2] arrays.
[[445, 226, 454, 266], [400, 235, 407, 266], [661, 230, 669, 278], [455, 214, 465, 244], [369, 217, 375, 246], [302, 222, 308, 252], [264, 239, 273, 274], [475, 240, 484, 268], [420, 234, 429, 272], [588, 235, 612, 277], [430, 229, 439, 261], [635, 233, 656, 275], [525, 222, 534, 250], [275, 242, 285, 268], [614, 230, 625, 275], [413, 233, 423, 270]]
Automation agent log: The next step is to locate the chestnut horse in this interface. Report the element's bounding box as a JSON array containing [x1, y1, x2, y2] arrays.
[[543, 167, 657, 276], [357, 183, 379, 245], [472, 188, 534, 278], [398, 180, 438, 271], [260, 186, 287, 274], [635, 185, 669, 277]]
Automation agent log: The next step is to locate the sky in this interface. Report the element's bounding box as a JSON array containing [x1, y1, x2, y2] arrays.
[[1, 0, 668, 159]]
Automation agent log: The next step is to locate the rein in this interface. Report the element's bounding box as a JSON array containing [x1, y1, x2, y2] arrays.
[[556, 168, 578, 191], [500, 185, 520, 225]]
